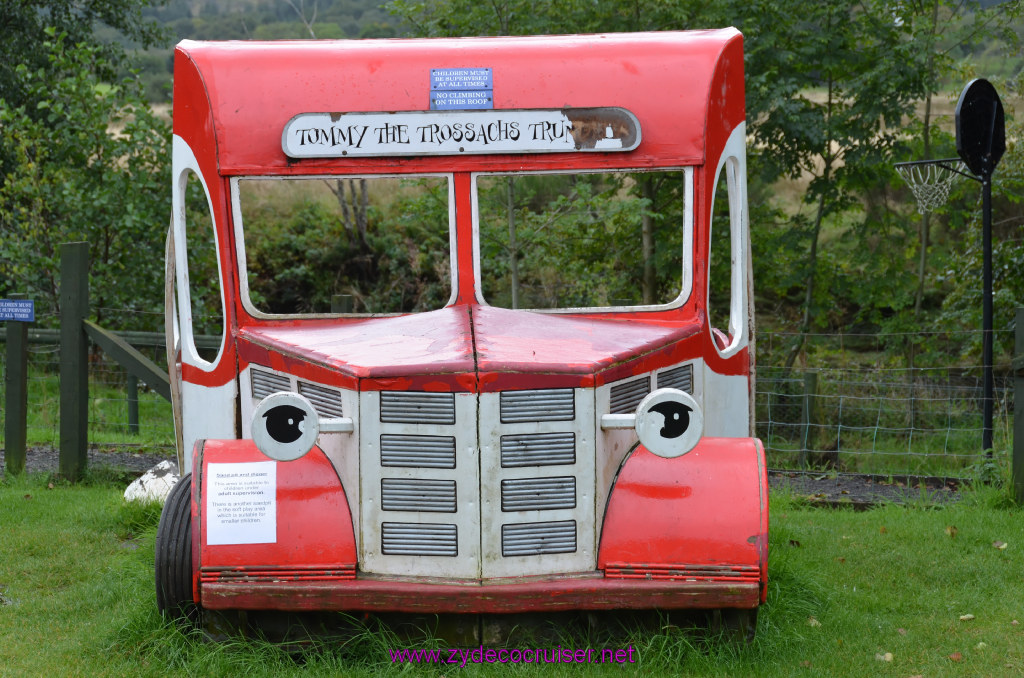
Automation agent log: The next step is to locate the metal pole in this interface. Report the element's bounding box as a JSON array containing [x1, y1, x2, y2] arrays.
[[982, 175, 994, 455], [1013, 307, 1023, 504], [127, 372, 139, 435]]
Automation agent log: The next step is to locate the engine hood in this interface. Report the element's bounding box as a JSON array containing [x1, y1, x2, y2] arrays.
[[236, 304, 702, 391]]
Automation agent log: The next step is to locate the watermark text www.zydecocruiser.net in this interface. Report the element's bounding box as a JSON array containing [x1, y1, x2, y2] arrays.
[[388, 645, 637, 667]]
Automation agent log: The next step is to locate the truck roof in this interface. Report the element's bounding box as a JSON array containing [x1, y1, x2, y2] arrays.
[[173, 29, 744, 175]]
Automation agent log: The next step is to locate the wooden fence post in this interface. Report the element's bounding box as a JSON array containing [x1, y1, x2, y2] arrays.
[[4, 293, 29, 475], [1013, 307, 1023, 504], [59, 242, 89, 481], [800, 370, 819, 468]]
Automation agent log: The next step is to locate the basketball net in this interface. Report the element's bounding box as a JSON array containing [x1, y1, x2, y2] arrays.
[[895, 160, 965, 215]]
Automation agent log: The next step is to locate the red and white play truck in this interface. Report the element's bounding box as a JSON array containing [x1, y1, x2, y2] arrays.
[[157, 28, 767, 640]]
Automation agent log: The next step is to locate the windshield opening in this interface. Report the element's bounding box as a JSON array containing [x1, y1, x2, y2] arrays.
[[235, 175, 452, 315], [476, 169, 689, 310]]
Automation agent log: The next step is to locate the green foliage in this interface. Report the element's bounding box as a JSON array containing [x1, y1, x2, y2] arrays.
[[0, 0, 164, 109], [0, 0, 165, 173], [0, 31, 171, 331]]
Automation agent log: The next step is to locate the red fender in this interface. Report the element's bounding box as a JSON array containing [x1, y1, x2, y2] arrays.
[[598, 438, 768, 605], [192, 439, 357, 607]]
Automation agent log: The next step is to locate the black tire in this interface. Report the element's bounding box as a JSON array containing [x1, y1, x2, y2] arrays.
[[155, 473, 197, 622], [708, 607, 758, 644]]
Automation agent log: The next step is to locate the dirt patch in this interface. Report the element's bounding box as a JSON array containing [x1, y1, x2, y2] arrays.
[[769, 471, 962, 509]]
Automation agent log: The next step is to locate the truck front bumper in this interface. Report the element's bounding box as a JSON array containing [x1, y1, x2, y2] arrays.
[[201, 574, 760, 613]]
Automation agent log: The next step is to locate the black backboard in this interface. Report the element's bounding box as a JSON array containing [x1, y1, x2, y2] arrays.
[[955, 78, 1005, 177]]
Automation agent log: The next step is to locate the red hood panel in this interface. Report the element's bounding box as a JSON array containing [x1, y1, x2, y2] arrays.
[[237, 305, 701, 387], [237, 306, 476, 379], [472, 306, 699, 374]]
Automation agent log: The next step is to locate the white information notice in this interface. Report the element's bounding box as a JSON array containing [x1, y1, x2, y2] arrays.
[[206, 461, 277, 545]]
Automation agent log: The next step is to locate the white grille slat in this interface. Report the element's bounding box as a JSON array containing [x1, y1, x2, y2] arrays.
[[251, 369, 291, 400], [609, 376, 651, 414], [381, 522, 458, 556], [500, 389, 575, 423], [501, 477, 576, 511], [501, 520, 577, 556], [380, 434, 456, 468], [658, 364, 694, 393], [381, 478, 457, 512], [500, 432, 575, 467], [380, 392, 456, 424], [298, 381, 344, 418]]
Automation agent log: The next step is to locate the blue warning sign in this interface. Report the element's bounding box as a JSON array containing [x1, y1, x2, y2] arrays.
[[431, 68, 493, 110], [0, 299, 34, 322]]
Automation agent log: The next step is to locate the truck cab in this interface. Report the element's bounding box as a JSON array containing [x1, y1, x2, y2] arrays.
[[158, 29, 767, 639]]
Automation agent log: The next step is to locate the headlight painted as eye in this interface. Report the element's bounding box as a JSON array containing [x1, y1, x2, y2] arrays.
[[634, 388, 704, 458], [251, 392, 320, 461]]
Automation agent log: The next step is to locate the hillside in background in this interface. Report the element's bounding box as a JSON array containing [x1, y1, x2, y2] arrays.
[[111, 0, 1024, 103], [112, 0, 400, 101]]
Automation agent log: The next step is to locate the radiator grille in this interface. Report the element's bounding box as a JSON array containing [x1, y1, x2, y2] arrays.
[[609, 376, 651, 414], [251, 368, 290, 400], [502, 520, 577, 557], [380, 392, 456, 425], [499, 389, 575, 423], [658, 364, 694, 394], [500, 432, 575, 468], [381, 434, 456, 469], [381, 522, 458, 557], [298, 381, 344, 418], [381, 478, 457, 513], [501, 477, 576, 512]]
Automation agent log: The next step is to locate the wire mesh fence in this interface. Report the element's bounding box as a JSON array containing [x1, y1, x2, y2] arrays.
[[1, 319, 1018, 479], [0, 302, 175, 455], [756, 329, 1016, 478]]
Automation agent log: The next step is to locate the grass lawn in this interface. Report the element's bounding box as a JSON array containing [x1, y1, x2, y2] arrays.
[[1, 471, 1022, 677]]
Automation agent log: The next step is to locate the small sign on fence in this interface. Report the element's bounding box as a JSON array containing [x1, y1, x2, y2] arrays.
[[0, 299, 34, 322]]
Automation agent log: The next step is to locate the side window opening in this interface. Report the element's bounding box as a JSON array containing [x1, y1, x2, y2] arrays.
[[709, 157, 743, 352], [180, 169, 224, 364]]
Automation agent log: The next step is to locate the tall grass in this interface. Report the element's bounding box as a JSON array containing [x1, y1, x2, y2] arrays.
[[2, 470, 1022, 677]]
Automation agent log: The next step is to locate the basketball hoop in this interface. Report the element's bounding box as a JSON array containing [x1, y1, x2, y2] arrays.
[[894, 158, 967, 214], [896, 79, 1006, 457]]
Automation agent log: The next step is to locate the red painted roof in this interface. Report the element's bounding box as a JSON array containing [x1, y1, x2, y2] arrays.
[[174, 30, 743, 174]]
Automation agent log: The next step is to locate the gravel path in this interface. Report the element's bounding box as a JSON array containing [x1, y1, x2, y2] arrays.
[[0, 445, 175, 478], [2, 446, 960, 507]]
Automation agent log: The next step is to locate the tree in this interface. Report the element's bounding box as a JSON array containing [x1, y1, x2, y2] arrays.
[[0, 31, 171, 331], [0, 0, 165, 176], [896, 0, 1022, 320], [723, 0, 940, 367]]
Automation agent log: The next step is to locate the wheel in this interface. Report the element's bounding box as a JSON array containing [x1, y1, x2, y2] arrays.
[[155, 473, 197, 622], [708, 607, 758, 644]]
